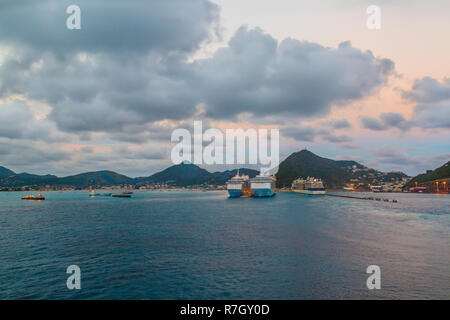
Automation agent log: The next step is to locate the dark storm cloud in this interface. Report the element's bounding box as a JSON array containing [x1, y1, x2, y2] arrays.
[[194, 29, 394, 119], [0, 51, 201, 132], [0, 140, 71, 168], [0, 0, 220, 54], [106, 121, 197, 144], [0, 3, 393, 136], [0, 0, 220, 133]]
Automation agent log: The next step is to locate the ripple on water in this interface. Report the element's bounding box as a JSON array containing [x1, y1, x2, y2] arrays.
[[0, 191, 448, 299]]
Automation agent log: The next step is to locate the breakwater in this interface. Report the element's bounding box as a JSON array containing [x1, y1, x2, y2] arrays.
[[325, 193, 398, 203]]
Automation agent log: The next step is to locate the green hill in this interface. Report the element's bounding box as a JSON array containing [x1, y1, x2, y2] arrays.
[[0, 170, 133, 188], [0, 166, 16, 178], [136, 163, 212, 186], [275, 150, 352, 188], [57, 171, 134, 188], [275, 149, 409, 189], [0, 163, 260, 189], [405, 161, 450, 188], [135, 163, 259, 186]]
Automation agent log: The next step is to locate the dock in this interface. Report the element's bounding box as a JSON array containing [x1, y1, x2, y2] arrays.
[[325, 193, 398, 203]]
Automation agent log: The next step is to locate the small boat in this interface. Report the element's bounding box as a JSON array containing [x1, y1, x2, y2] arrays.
[[112, 193, 132, 198], [122, 191, 133, 195], [22, 194, 45, 200]]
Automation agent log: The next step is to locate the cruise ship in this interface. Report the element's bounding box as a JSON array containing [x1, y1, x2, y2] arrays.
[[291, 177, 326, 195], [250, 173, 276, 197], [226, 171, 251, 198]]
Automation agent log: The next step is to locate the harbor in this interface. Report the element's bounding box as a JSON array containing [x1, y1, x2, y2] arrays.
[[1, 190, 448, 299]]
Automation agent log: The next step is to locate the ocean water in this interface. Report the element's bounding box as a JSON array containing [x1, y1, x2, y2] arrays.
[[0, 191, 448, 300]]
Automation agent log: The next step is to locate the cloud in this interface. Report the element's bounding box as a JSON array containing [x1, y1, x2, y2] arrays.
[[282, 125, 352, 143], [0, 100, 69, 142], [0, 0, 221, 135], [195, 30, 394, 120], [114, 146, 167, 161], [361, 112, 411, 131], [380, 112, 411, 130], [371, 145, 450, 175], [372, 146, 410, 165], [0, 139, 71, 170], [403, 77, 450, 104], [282, 125, 316, 142], [0, 52, 203, 133], [400, 77, 450, 130], [0, 0, 220, 55], [1, 1, 426, 177], [361, 116, 387, 131], [412, 103, 450, 129], [0, 20, 394, 135], [329, 119, 352, 129], [321, 133, 352, 143]]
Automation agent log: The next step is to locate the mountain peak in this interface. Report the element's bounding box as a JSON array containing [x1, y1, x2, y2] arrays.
[[296, 148, 320, 157], [0, 166, 16, 178], [276, 149, 348, 188]]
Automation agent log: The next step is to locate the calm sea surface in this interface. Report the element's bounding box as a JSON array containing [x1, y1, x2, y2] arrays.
[[0, 191, 448, 299]]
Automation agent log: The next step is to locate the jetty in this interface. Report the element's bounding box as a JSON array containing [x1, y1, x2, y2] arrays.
[[325, 193, 398, 203]]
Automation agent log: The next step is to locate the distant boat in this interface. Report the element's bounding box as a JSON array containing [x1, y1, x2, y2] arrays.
[[89, 190, 112, 197], [112, 193, 132, 198], [122, 191, 133, 195], [22, 194, 45, 200]]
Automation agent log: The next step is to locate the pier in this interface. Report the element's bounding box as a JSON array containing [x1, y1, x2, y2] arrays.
[[325, 193, 398, 203]]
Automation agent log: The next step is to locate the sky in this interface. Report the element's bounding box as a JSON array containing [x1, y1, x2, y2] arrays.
[[0, 0, 449, 177]]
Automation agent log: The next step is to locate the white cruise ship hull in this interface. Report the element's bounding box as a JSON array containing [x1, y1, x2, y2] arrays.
[[250, 182, 276, 197]]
